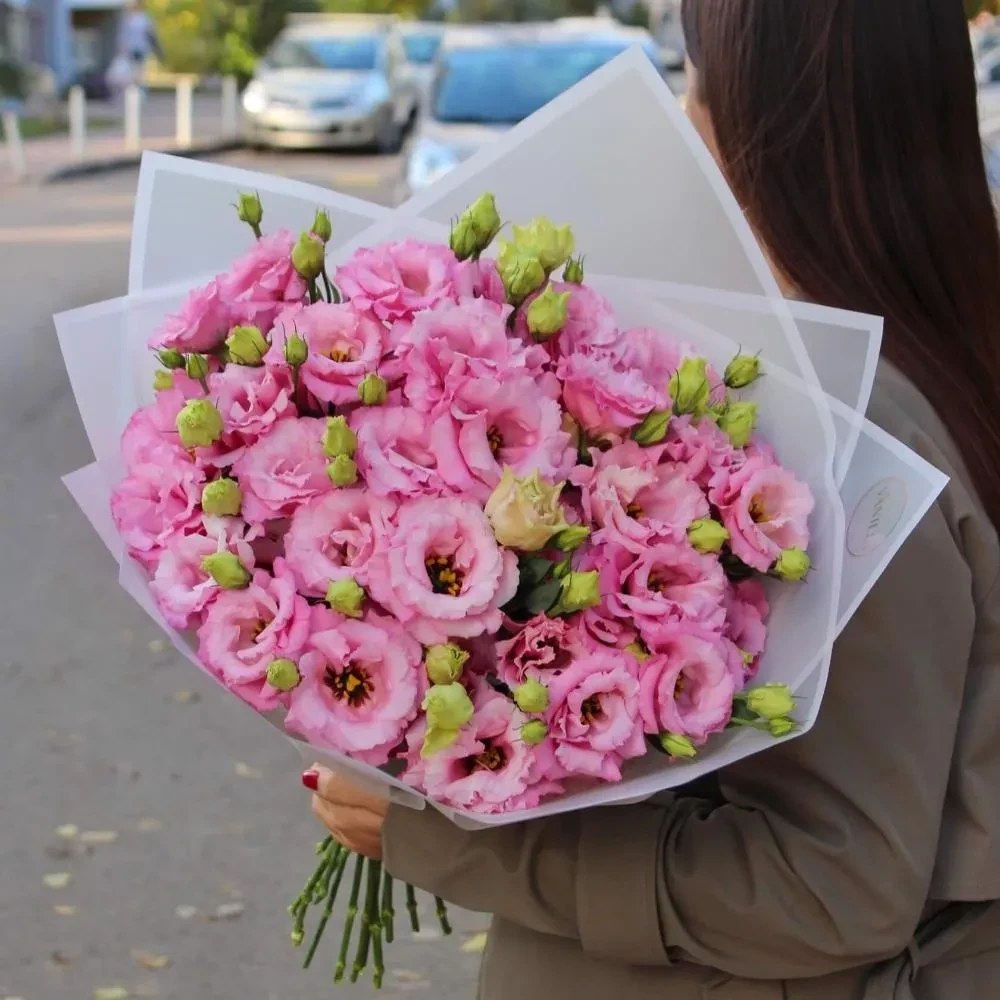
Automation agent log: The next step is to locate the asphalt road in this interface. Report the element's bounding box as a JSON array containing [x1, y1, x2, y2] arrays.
[[0, 150, 485, 1000]]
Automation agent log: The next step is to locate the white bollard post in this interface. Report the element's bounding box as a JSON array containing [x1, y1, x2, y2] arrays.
[[124, 84, 141, 152], [221, 75, 239, 137], [68, 84, 86, 159], [175, 77, 193, 147], [3, 110, 26, 178]]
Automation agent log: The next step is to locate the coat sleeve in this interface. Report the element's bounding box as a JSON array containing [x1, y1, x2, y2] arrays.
[[384, 500, 977, 979]]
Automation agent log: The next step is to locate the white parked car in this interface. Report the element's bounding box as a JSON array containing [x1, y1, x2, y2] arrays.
[[398, 22, 444, 105]]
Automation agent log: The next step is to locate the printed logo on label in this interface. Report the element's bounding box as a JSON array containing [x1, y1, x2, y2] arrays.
[[846, 477, 907, 557]]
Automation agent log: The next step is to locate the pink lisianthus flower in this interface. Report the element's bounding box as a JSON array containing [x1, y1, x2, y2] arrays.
[[558, 350, 665, 441], [451, 257, 507, 305], [638, 624, 738, 744], [283, 490, 397, 598], [110, 454, 205, 572], [351, 406, 451, 499], [230, 417, 331, 524], [573, 542, 638, 650], [665, 414, 743, 492], [218, 230, 308, 333], [514, 282, 620, 358], [724, 579, 770, 677], [335, 240, 460, 323], [545, 649, 646, 782], [495, 614, 580, 688], [196, 559, 312, 711], [120, 392, 194, 470], [404, 692, 563, 814], [613, 330, 727, 408], [267, 302, 385, 405], [713, 456, 814, 572], [149, 518, 257, 629], [148, 279, 231, 353], [285, 612, 424, 767], [365, 497, 519, 645], [572, 441, 708, 552]]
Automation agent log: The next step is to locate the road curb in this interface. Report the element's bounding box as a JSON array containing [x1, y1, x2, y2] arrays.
[[42, 137, 245, 184]]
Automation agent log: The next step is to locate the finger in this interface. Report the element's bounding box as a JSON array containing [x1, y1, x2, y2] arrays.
[[313, 766, 388, 815], [311, 797, 383, 853]]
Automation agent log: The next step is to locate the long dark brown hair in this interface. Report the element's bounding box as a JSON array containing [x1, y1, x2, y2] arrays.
[[682, 0, 1000, 524]]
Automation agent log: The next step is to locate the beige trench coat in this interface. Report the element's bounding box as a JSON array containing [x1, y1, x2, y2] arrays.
[[383, 366, 1000, 999]]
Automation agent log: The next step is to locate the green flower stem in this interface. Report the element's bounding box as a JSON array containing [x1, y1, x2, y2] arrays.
[[250, 222, 262, 240], [312, 845, 340, 903], [380, 871, 395, 944], [435, 896, 452, 936], [321, 269, 336, 303], [302, 848, 348, 969], [728, 717, 770, 732], [405, 882, 420, 933], [334, 853, 365, 983], [308, 279, 320, 304], [370, 861, 385, 988], [350, 857, 381, 982], [289, 844, 335, 941]]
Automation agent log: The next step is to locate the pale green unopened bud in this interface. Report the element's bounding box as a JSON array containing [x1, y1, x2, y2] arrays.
[[553, 570, 601, 614], [226, 325, 268, 366], [425, 644, 469, 685], [423, 683, 474, 732], [511, 217, 575, 272], [292, 230, 325, 282], [325, 577, 365, 618], [322, 415, 356, 458], [552, 557, 572, 579], [201, 551, 251, 589], [152, 369, 174, 392], [201, 478, 242, 516], [768, 716, 796, 738], [632, 409, 671, 445], [284, 333, 308, 367], [312, 209, 332, 243], [724, 353, 761, 389], [773, 547, 811, 582], [513, 678, 549, 714], [745, 683, 796, 720], [526, 284, 571, 341], [326, 455, 358, 488], [669, 357, 711, 416], [497, 239, 546, 305], [185, 352, 210, 380], [357, 373, 387, 406], [553, 525, 590, 552], [562, 256, 585, 284], [266, 657, 300, 692], [659, 732, 697, 759], [176, 398, 224, 448], [718, 401, 758, 449], [687, 518, 730, 555], [421, 726, 461, 757], [449, 193, 502, 260], [157, 348, 185, 370], [625, 640, 651, 663], [236, 191, 263, 229], [520, 720, 548, 746]]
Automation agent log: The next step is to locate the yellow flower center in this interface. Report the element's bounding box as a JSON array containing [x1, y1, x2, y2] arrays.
[[625, 501, 643, 519], [581, 695, 603, 724], [323, 663, 374, 707], [426, 554, 465, 597], [674, 674, 686, 701], [749, 494, 770, 523], [328, 345, 354, 363], [487, 425, 504, 457], [468, 741, 506, 773], [250, 619, 270, 641]]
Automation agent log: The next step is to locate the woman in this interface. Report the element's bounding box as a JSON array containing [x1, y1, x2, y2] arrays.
[[302, 2, 1000, 996]]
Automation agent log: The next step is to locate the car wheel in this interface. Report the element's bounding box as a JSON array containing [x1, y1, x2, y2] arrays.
[[375, 118, 402, 155]]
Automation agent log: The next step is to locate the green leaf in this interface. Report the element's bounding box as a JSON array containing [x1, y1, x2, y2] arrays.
[[517, 555, 553, 589], [525, 578, 562, 615]]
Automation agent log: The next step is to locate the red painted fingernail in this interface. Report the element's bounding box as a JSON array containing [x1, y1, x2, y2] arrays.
[[301, 769, 319, 791]]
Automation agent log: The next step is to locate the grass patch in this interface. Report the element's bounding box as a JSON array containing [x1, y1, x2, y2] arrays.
[[0, 116, 119, 140]]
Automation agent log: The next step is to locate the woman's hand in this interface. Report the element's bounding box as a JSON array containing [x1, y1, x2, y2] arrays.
[[302, 765, 388, 860]]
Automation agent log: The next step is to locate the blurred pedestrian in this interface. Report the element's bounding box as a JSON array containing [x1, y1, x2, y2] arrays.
[[110, 0, 162, 100]]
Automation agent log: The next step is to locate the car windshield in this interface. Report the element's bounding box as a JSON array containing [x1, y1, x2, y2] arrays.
[[266, 35, 379, 72], [432, 40, 647, 124], [403, 33, 441, 65]]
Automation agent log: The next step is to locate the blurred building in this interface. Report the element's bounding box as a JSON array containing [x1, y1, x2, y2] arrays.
[[31, 0, 123, 90]]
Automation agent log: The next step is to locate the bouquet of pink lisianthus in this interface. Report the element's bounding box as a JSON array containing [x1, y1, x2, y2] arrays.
[[105, 191, 815, 984]]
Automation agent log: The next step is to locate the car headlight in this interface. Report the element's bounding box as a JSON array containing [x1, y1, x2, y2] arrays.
[[242, 82, 268, 115], [406, 140, 460, 190]]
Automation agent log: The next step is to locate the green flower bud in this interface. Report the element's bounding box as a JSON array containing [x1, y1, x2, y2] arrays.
[[632, 409, 671, 446], [325, 577, 365, 618], [449, 193, 502, 260], [520, 720, 549, 746], [497, 239, 546, 305], [152, 369, 174, 392], [236, 191, 263, 229], [201, 478, 243, 516], [284, 333, 308, 367], [511, 217, 575, 272], [176, 398, 224, 448], [322, 415, 356, 459], [312, 209, 332, 243], [745, 683, 796, 720], [552, 557, 572, 579], [157, 348, 185, 370], [740, 649, 755, 666], [724, 353, 761, 389], [421, 725, 461, 758], [513, 678, 549, 714], [659, 732, 697, 759], [326, 455, 358, 488], [425, 643, 469, 685], [669, 357, 711, 417], [423, 683, 474, 732], [201, 551, 251, 589], [562, 255, 585, 284], [292, 230, 325, 282], [553, 525, 590, 552], [768, 716, 796, 738], [226, 325, 268, 366], [357, 373, 388, 406], [773, 546, 811, 582], [553, 570, 601, 614], [625, 640, 651, 663], [266, 657, 301, 692], [687, 518, 730, 555], [718, 401, 758, 449], [526, 283, 571, 341], [185, 352, 210, 381]]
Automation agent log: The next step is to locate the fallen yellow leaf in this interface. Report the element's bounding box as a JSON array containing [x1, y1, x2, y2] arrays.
[[173, 689, 197, 704], [80, 830, 119, 845], [43, 872, 72, 889], [54, 904, 78, 916], [233, 762, 262, 779], [147, 639, 166, 653], [461, 932, 489, 953], [94, 988, 129, 1000], [55, 824, 79, 840], [131, 949, 171, 970], [137, 818, 162, 832]]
